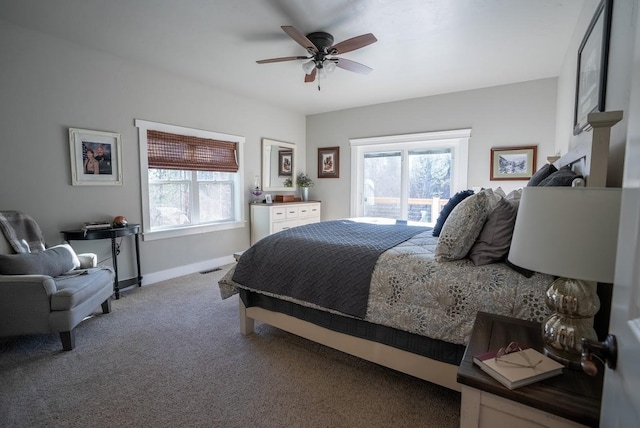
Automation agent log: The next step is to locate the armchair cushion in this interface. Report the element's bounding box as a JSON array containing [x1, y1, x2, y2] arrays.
[[0, 244, 80, 277]]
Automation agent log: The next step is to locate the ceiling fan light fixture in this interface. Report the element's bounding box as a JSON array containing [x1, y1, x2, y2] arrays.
[[302, 60, 315, 74], [323, 60, 337, 74]]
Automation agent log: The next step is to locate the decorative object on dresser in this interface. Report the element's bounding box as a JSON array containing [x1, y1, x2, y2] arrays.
[[318, 146, 340, 178], [250, 201, 321, 244], [69, 127, 123, 186], [508, 187, 621, 368], [296, 172, 314, 201], [262, 138, 296, 192], [489, 145, 537, 180], [573, 0, 613, 135]]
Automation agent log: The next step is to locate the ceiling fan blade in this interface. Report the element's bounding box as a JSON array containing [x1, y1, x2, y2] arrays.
[[256, 56, 309, 64], [304, 68, 317, 83], [334, 58, 373, 74], [281, 25, 318, 53], [330, 33, 377, 55]]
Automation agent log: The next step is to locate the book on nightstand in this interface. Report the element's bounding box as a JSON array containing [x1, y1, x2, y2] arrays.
[[473, 347, 564, 390]]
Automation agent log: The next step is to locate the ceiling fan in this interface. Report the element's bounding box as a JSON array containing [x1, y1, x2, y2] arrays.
[[256, 26, 377, 90]]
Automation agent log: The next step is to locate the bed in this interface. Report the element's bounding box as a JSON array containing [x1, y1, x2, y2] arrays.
[[218, 111, 622, 392]]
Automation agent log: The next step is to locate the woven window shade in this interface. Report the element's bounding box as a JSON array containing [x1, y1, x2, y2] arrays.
[[147, 130, 238, 172]]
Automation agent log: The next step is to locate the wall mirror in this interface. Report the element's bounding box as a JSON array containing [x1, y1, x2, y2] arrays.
[[262, 138, 296, 191]]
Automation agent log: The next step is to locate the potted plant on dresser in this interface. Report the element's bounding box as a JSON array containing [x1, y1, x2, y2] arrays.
[[296, 172, 314, 201]]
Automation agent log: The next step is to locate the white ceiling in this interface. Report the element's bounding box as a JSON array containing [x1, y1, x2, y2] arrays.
[[0, 0, 583, 116]]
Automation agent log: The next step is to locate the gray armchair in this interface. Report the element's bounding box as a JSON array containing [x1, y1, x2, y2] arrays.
[[0, 211, 114, 350]]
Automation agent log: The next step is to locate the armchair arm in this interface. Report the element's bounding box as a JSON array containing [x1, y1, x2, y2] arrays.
[[76, 253, 97, 269], [0, 275, 58, 336]]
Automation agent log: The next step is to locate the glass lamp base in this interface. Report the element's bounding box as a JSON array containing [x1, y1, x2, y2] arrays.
[[542, 278, 600, 369]]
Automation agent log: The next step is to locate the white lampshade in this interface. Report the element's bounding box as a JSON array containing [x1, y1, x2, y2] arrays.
[[323, 59, 337, 74], [302, 60, 316, 74], [508, 187, 621, 283]]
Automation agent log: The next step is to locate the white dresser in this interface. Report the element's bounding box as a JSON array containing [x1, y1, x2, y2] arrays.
[[250, 201, 321, 244]]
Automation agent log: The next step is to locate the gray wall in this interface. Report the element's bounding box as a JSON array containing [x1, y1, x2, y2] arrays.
[[555, 0, 636, 187], [2, 0, 637, 283], [306, 78, 559, 221], [0, 20, 305, 281]]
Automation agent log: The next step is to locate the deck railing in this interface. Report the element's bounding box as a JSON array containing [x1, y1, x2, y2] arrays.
[[364, 197, 448, 226]]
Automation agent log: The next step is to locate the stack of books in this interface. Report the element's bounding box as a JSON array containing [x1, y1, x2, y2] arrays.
[[82, 222, 112, 231], [473, 346, 564, 389]]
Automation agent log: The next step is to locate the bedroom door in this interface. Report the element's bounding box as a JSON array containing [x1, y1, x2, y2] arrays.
[[600, 6, 640, 424]]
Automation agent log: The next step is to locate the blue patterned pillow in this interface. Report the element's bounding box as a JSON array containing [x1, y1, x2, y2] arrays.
[[432, 189, 474, 236]]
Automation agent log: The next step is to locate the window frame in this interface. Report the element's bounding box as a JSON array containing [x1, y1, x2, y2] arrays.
[[135, 119, 245, 241], [349, 129, 470, 218]]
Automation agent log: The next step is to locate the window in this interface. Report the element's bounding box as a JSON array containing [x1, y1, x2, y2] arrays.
[[136, 120, 245, 240], [350, 129, 470, 225]]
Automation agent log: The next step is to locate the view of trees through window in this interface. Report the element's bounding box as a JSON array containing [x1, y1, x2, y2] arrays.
[[149, 169, 234, 228], [363, 149, 452, 223]]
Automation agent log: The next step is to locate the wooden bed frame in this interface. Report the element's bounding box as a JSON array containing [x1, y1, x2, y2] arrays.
[[238, 111, 623, 392]]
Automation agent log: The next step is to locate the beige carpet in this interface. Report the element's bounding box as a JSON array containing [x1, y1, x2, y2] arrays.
[[0, 264, 461, 427]]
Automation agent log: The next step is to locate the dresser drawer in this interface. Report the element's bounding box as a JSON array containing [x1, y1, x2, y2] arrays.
[[270, 206, 287, 220], [285, 206, 299, 219], [273, 219, 298, 233]]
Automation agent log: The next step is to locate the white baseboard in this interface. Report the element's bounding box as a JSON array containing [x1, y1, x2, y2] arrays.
[[142, 255, 235, 285]]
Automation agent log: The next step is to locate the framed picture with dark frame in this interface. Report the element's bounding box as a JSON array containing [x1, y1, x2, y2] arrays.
[[573, 0, 613, 135], [490, 145, 537, 181], [278, 150, 292, 176], [318, 146, 340, 178], [69, 128, 123, 186]]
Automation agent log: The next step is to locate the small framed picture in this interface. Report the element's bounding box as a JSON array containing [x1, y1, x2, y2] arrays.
[[69, 128, 123, 186], [278, 150, 293, 176], [265, 194, 273, 204], [318, 146, 340, 178], [490, 145, 537, 181]]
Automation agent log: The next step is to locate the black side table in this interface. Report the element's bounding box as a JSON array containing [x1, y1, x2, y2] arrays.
[[457, 312, 602, 427], [61, 224, 143, 299]]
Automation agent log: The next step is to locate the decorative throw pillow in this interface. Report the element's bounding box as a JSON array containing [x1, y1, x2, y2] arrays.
[[505, 189, 522, 201], [435, 190, 491, 261], [432, 189, 475, 237], [527, 164, 557, 187], [468, 198, 519, 266], [538, 169, 583, 186], [0, 244, 79, 277]]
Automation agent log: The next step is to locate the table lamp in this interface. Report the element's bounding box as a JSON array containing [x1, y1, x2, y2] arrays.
[[508, 186, 621, 368]]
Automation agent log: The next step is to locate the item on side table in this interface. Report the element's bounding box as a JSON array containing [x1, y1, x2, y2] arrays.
[[112, 216, 128, 228], [473, 343, 564, 390], [82, 222, 112, 231]]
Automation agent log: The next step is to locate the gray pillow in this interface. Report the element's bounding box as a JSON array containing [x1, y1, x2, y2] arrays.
[[0, 244, 79, 277], [527, 164, 557, 186], [538, 169, 582, 186], [468, 198, 519, 266]]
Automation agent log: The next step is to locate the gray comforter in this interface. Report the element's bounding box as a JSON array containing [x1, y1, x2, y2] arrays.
[[232, 220, 428, 318]]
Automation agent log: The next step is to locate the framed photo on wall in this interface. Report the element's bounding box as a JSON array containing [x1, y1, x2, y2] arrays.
[[318, 146, 340, 178], [490, 145, 537, 181], [278, 150, 293, 176], [69, 128, 123, 186], [573, 0, 613, 135]]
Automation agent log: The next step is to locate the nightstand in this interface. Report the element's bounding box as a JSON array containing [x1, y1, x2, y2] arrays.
[[457, 312, 602, 428]]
